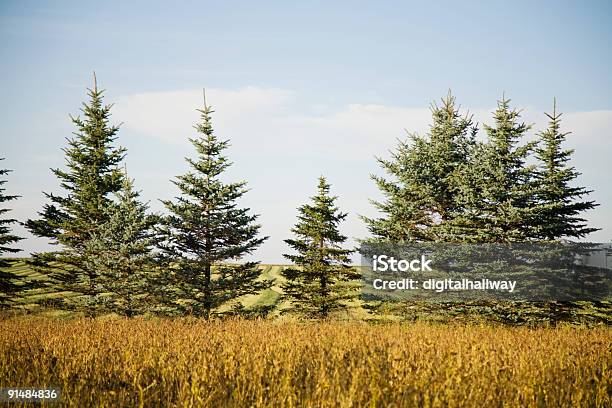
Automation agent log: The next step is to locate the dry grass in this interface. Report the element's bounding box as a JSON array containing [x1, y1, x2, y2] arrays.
[[0, 318, 609, 407]]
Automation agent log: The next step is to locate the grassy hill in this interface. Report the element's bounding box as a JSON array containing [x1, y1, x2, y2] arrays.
[[4, 259, 291, 316]]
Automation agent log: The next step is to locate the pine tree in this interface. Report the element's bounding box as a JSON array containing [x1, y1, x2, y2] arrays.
[[160, 99, 268, 319], [458, 96, 538, 242], [0, 161, 25, 309], [533, 100, 599, 240], [363, 92, 476, 242], [25, 75, 126, 305], [83, 174, 162, 317], [281, 177, 359, 318]]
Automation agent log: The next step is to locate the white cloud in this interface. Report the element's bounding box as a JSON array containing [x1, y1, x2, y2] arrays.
[[114, 87, 435, 159], [114, 87, 294, 144], [563, 110, 612, 144]]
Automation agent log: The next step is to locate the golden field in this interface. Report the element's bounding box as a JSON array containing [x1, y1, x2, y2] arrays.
[[0, 318, 609, 407]]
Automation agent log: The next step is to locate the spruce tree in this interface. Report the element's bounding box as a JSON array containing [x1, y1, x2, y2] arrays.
[[281, 177, 359, 318], [25, 75, 126, 305], [83, 174, 161, 317], [458, 96, 538, 242], [160, 99, 268, 318], [533, 100, 599, 240], [363, 92, 476, 242], [0, 161, 25, 308]]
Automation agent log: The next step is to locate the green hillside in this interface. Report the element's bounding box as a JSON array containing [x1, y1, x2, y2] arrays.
[[4, 260, 288, 316]]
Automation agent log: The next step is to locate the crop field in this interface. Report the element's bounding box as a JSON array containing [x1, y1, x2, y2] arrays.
[[0, 318, 609, 407]]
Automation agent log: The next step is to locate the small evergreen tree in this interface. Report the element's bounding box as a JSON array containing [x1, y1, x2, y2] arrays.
[[533, 100, 599, 240], [458, 96, 538, 242], [363, 92, 476, 242], [83, 174, 162, 317], [281, 177, 359, 318], [160, 100, 268, 318], [25, 75, 126, 306], [0, 161, 25, 309]]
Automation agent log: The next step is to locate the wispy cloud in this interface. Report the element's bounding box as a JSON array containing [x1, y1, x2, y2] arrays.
[[114, 87, 435, 159]]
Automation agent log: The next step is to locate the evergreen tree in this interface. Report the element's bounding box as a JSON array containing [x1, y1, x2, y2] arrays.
[[533, 100, 599, 240], [363, 92, 476, 242], [281, 177, 359, 318], [160, 100, 268, 318], [458, 96, 538, 242], [0, 161, 25, 308], [25, 75, 126, 305], [83, 174, 162, 317]]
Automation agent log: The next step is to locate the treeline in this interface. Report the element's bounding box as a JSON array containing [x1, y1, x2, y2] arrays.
[[364, 93, 597, 243], [0, 78, 599, 319]]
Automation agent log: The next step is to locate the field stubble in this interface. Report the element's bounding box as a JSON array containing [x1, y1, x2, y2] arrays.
[[0, 318, 609, 407]]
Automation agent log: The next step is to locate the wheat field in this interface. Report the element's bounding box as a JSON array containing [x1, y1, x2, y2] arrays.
[[0, 318, 609, 407]]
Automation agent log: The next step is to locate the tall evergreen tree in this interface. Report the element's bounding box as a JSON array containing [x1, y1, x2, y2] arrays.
[[0, 161, 25, 309], [457, 96, 538, 242], [363, 92, 476, 242], [159, 99, 268, 318], [281, 177, 359, 318], [25, 75, 126, 304], [83, 174, 162, 317], [533, 100, 599, 240]]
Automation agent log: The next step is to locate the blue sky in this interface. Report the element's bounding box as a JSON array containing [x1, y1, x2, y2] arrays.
[[1, 1, 611, 262]]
